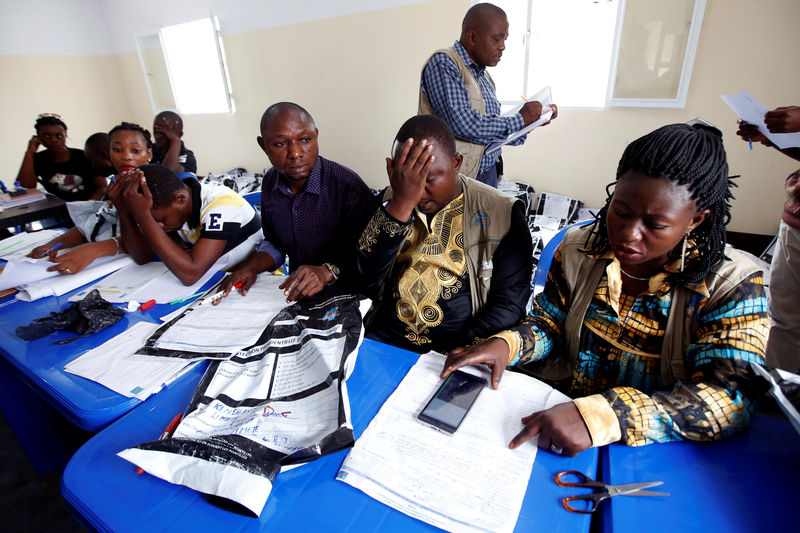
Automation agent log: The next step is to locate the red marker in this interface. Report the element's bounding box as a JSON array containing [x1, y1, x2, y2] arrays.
[[138, 299, 156, 311], [136, 413, 183, 475]]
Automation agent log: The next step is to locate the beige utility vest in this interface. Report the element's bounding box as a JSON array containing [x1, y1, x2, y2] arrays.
[[381, 174, 519, 316], [525, 225, 764, 387], [418, 47, 486, 179]]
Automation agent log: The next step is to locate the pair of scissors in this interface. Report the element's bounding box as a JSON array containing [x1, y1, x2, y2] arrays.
[[556, 470, 669, 514]]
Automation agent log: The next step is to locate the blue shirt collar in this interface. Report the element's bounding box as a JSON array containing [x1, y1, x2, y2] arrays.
[[454, 40, 485, 76]]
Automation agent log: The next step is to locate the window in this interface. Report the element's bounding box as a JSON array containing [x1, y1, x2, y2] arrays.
[[136, 15, 234, 115], [486, 0, 706, 108]]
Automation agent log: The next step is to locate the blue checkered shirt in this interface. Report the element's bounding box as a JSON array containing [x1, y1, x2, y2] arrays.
[[421, 41, 526, 172]]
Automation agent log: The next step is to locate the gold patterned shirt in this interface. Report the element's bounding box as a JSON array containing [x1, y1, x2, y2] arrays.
[[357, 194, 531, 353]]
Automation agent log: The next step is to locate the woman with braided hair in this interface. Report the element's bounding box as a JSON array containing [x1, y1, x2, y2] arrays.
[[16, 113, 106, 201], [442, 123, 769, 457]]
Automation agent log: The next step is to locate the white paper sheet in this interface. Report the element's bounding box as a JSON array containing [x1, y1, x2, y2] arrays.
[[14, 254, 134, 301], [64, 321, 192, 400], [139, 274, 289, 356], [721, 91, 800, 149], [338, 352, 570, 533], [486, 86, 553, 154], [67, 260, 218, 304], [0, 229, 66, 261]]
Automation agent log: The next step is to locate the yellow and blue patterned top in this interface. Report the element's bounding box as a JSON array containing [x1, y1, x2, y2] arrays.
[[499, 245, 769, 447]]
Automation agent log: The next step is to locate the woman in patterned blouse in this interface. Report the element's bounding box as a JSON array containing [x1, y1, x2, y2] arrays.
[[441, 122, 769, 456]]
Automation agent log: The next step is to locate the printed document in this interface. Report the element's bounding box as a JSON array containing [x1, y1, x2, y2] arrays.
[[68, 261, 219, 304], [136, 274, 290, 359], [13, 254, 133, 301], [64, 321, 192, 400], [0, 229, 66, 261], [486, 86, 553, 154], [119, 294, 364, 517], [338, 352, 571, 533]]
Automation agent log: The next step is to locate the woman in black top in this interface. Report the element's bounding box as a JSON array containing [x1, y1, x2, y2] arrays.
[[16, 113, 105, 201]]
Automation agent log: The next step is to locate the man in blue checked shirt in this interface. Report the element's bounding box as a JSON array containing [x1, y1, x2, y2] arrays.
[[419, 2, 557, 187]]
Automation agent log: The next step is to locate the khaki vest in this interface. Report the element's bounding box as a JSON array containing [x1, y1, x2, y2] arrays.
[[526, 225, 764, 386], [418, 47, 486, 179], [380, 174, 520, 316]]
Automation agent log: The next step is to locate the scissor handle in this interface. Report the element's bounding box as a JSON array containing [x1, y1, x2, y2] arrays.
[[562, 494, 604, 514], [555, 470, 604, 488]]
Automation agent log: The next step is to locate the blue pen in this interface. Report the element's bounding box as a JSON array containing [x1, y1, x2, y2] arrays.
[[42, 242, 63, 255], [14, 180, 24, 190], [109, 175, 116, 184], [748, 138, 753, 150]]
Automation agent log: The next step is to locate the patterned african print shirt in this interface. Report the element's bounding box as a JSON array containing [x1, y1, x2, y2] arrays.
[[496, 244, 769, 447], [358, 195, 531, 353]]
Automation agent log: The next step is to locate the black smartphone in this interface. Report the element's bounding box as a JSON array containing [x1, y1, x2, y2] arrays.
[[417, 370, 486, 434]]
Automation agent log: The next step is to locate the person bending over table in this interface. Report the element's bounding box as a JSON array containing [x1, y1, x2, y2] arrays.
[[110, 164, 261, 285], [216, 102, 375, 304], [357, 114, 532, 353], [442, 123, 769, 456]]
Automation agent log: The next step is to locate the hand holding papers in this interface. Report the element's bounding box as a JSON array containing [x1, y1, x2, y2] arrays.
[[721, 91, 800, 149], [338, 352, 571, 533], [486, 86, 554, 154]]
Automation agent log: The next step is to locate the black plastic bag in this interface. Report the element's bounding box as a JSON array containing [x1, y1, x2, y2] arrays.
[[16, 289, 124, 344]]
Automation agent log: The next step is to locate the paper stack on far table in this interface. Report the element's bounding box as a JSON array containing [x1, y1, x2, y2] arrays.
[[337, 352, 571, 533]]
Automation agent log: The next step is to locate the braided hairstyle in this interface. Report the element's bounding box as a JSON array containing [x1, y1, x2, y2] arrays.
[[108, 122, 154, 149], [35, 114, 68, 132], [585, 123, 736, 286]]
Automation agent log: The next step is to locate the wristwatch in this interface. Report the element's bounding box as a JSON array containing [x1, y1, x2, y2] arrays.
[[323, 263, 340, 284]]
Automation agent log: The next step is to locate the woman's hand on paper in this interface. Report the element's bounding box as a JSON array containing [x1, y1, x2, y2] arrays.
[[29, 243, 58, 260], [46, 245, 96, 275], [441, 337, 510, 390], [508, 402, 592, 457]]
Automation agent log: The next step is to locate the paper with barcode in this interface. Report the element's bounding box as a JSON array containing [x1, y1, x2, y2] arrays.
[[337, 351, 570, 533]]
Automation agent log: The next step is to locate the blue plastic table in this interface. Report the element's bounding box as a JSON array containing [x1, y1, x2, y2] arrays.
[[62, 338, 598, 533], [600, 415, 800, 532], [0, 273, 220, 472]]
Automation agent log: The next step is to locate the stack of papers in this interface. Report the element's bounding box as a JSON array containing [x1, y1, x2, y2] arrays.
[[0, 188, 46, 207], [338, 352, 570, 533], [486, 86, 553, 154], [65, 321, 193, 400], [0, 229, 66, 261], [0, 252, 134, 301], [67, 261, 219, 304]]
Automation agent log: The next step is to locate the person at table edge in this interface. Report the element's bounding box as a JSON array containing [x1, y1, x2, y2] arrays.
[[218, 102, 375, 303], [443, 122, 769, 456], [419, 2, 557, 187], [357, 114, 532, 353]]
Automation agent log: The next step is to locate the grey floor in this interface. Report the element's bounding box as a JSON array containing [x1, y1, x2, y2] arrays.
[[0, 410, 87, 533]]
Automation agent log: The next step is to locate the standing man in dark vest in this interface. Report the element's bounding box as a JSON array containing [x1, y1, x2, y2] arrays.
[[419, 2, 557, 187]]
